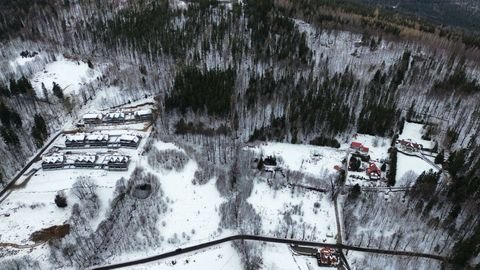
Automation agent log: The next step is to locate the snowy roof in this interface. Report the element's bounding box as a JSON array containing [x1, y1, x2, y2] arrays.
[[83, 113, 102, 119], [66, 134, 86, 142], [119, 134, 140, 143], [107, 155, 129, 163], [86, 134, 109, 141], [107, 112, 125, 118], [135, 109, 152, 116], [42, 154, 65, 163], [74, 155, 97, 163]]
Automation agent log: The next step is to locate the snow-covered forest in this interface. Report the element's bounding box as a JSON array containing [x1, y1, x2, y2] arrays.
[[1, 0, 480, 269]]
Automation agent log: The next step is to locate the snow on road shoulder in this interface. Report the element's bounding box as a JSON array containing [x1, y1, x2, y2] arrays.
[[126, 242, 242, 270]]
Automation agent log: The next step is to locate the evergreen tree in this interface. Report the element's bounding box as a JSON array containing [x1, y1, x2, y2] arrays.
[[31, 114, 48, 147], [435, 150, 444, 164], [42, 82, 49, 101], [0, 127, 19, 146], [52, 82, 63, 99]]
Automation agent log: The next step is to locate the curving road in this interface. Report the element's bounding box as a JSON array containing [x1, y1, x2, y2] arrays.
[[0, 131, 63, 199], [90, 234, 448, 270]]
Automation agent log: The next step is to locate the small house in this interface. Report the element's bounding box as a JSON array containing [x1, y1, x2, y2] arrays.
[[397, 139, 423, 152], [316, 248, 339, 267], [350, 142, 362, 151], [82, 113, 103, 125], [360, 145, 369, 153], [366, 163, 381, 180]]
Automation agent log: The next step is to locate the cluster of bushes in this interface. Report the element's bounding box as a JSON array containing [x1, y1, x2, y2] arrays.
[[147, 148, 189, 172]]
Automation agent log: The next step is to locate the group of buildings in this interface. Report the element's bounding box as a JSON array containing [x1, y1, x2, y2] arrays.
[[64, 133, 141, 148], [81, 108, 153, 126], [41, 153, 130, 171], [396, 139, 423, 152], [41, 131, 142, 171], [349, 141, 383, 181], [316, 247, 340, 267]]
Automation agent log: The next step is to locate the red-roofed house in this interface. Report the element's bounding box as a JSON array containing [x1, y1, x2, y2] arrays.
[[366, 163, 381, 180], [360, 146, 369, 153], [350, 142, 362, 150]]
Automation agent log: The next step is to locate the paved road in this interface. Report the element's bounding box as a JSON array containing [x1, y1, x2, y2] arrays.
[[90, 234, 448, 270], [0, 131, 63, 199]]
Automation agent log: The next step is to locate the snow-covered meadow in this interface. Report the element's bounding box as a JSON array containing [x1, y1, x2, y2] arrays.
[[246, 142, 340, 243], [31, 55, 102, 98]]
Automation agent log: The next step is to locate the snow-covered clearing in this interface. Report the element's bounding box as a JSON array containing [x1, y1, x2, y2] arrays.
[[395, 153, 439, 186], [31, 56, 101, 98], [249, 181, 337, 243], [399, 122, 434, 149], [250, 142, 346, 177]]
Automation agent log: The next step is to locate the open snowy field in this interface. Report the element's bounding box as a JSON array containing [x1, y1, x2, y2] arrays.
[[31, 55, 102, 98], [249, 181, 337, 243], [250, 142, 346, 177], [395, 153, 439, 186], [399, 122, 434, 149]]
